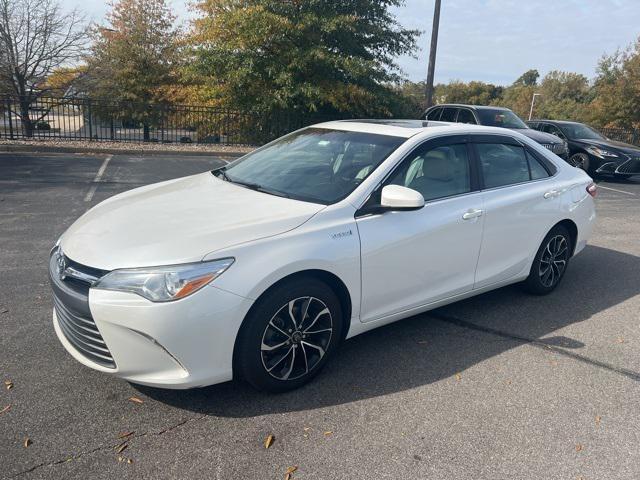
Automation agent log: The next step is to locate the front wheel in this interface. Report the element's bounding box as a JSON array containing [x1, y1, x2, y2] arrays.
[[235, 278, 343, 392], [568, 153, 590, 173], [523, 225, 572, 295]]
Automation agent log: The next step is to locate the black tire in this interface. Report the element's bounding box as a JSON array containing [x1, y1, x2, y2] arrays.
[[568, 152, 591, 173], [235, 278, 343, 393], [523, 225, 572, 295]]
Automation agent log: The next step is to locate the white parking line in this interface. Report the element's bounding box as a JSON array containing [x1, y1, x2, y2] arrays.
[[598, 185, 636, 196], [84, 155, 113, 202]]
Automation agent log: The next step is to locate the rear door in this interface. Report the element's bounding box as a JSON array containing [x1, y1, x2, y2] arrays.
[[471, 134, 559, 289]]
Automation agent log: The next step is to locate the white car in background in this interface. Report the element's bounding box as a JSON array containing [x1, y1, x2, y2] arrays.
[[50, 120, 597, 392]]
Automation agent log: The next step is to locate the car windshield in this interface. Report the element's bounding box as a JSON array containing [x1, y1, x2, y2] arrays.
[[213, 128, 405, 204], [476, 109, 528, 129], [559, 123, 605, 140]]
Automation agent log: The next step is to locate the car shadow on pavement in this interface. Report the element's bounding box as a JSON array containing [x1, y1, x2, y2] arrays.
[[137, 244, 640, 417]]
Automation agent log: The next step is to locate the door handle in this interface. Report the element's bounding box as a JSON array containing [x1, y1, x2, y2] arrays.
[[462, 208, 484, 220], [544, 190, 560, 199]]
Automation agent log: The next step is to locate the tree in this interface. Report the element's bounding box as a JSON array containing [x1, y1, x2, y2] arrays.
[[0, 0, 88, 136], [514, 69, 540, 87], [189, 0, 419, 117], [536, 70, 590, 121], [589, 38, 640, 129], [85, 0, 181, 140]]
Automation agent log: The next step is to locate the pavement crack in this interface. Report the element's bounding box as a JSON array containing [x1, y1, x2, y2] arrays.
[[430, 311, 640, 382], [12, 414, 208, 478]]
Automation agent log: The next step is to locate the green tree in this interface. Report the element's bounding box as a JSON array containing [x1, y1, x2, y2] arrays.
[[513, 69, 540, 87], [85, 0, 181, 139], [536, 70, 590, 121], [590, 38, 640, 129], [189, 0, 419, 117]]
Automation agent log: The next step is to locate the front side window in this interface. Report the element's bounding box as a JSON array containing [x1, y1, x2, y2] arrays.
[[386, 144, 471, 202], [477, 143, 530, 188], [457, 109, 477, 124], [215, 128, 405, 204]]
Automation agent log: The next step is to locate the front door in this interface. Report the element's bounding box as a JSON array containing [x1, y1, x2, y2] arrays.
[[356, 136, 485, 322]]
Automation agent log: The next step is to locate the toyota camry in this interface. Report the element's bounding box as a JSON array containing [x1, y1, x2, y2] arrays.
[[50, 120, 597, 392]]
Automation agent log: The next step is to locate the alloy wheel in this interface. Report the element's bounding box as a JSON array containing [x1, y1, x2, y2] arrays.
[[569, 153, 589, 171], [260, 296, 333, 381], [538, 235, 569, 288]]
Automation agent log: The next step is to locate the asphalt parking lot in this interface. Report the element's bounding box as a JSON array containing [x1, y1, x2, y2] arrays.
[[1, 152, 640, 479]]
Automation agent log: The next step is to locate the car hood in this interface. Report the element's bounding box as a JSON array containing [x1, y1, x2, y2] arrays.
[[575, 138, 640, 156], [60, 172, 325, 270], [511, 128, 563, 144]]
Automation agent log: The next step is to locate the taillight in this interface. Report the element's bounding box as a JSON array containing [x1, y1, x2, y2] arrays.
[[586, 182, 597, 198]]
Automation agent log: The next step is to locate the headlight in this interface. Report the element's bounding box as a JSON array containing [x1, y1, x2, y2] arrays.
[[93, 258, 234, 302], [586, 146, 618, 158]]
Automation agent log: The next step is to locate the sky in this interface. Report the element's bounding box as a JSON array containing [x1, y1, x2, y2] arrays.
[[68, 0, 639, 86]]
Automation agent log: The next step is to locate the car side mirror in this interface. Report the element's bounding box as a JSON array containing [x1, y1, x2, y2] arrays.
[[380, 185, 425, 211]]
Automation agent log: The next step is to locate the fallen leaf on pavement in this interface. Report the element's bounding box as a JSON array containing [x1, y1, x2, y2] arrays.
[[264, 434, 274, 449], [128, 396, 144, 404], [575, 444, 583, 452], [115, 443, 128, 454], [285, 466, 298, 478], [118, 431, 134, 439], [4, 380, 13, 390], [323, 431, 333, 436], [127, 458, 133, 464], [0, 405, 10, 415], [595, 415, 602, 426], [24, 437, 32, 448], [455, 373, 461, 381]]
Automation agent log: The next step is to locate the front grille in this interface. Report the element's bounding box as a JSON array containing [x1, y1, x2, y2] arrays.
[[49, 250, 115, 368], [615, 158, 640, 175]]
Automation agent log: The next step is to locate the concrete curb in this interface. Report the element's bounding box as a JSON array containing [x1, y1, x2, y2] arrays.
[[0, 143, 250, 158]]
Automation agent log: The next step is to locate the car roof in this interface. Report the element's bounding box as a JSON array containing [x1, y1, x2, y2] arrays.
[[313, 119, 526, 139], [428, 104, 511, 111]]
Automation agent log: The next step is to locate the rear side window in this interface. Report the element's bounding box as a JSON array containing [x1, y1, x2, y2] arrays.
[[426, 108, 442, 121], [440, 107, 458, 122], [457, 109, 477, 124], [527, 151, 551, 180], [476, 143, 530, 188]]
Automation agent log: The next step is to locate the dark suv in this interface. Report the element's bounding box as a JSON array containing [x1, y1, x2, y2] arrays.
[[424, 104, 569, 160], [527, 120, 640, 177]]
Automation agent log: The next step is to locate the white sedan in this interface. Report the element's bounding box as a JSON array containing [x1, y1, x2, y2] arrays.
[[50, 120, 597, 392]]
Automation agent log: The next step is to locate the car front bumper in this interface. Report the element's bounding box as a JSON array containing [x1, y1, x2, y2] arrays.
[[595, 156, 640, 176], [52, 275, 254, 389]]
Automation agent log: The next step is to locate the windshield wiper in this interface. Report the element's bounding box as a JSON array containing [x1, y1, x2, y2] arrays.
[[212, 168, 290, 198]]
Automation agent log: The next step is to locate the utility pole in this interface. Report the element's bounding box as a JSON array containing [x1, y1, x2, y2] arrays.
[[424, 0, 442, 109]]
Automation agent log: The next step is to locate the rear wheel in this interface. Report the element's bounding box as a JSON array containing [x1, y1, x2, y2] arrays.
[[235, 278, 343, 392], [523, 225, 572, 295]]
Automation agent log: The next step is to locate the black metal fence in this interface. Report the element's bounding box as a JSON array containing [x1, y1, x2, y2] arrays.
[[600, 127, 640, 146], [0, 96, 348, 146]]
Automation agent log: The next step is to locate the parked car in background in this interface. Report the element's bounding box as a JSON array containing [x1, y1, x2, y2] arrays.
[[50, 120, 596, 392], [527, 120, 640, 177], [424, 104, 569, 160]]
